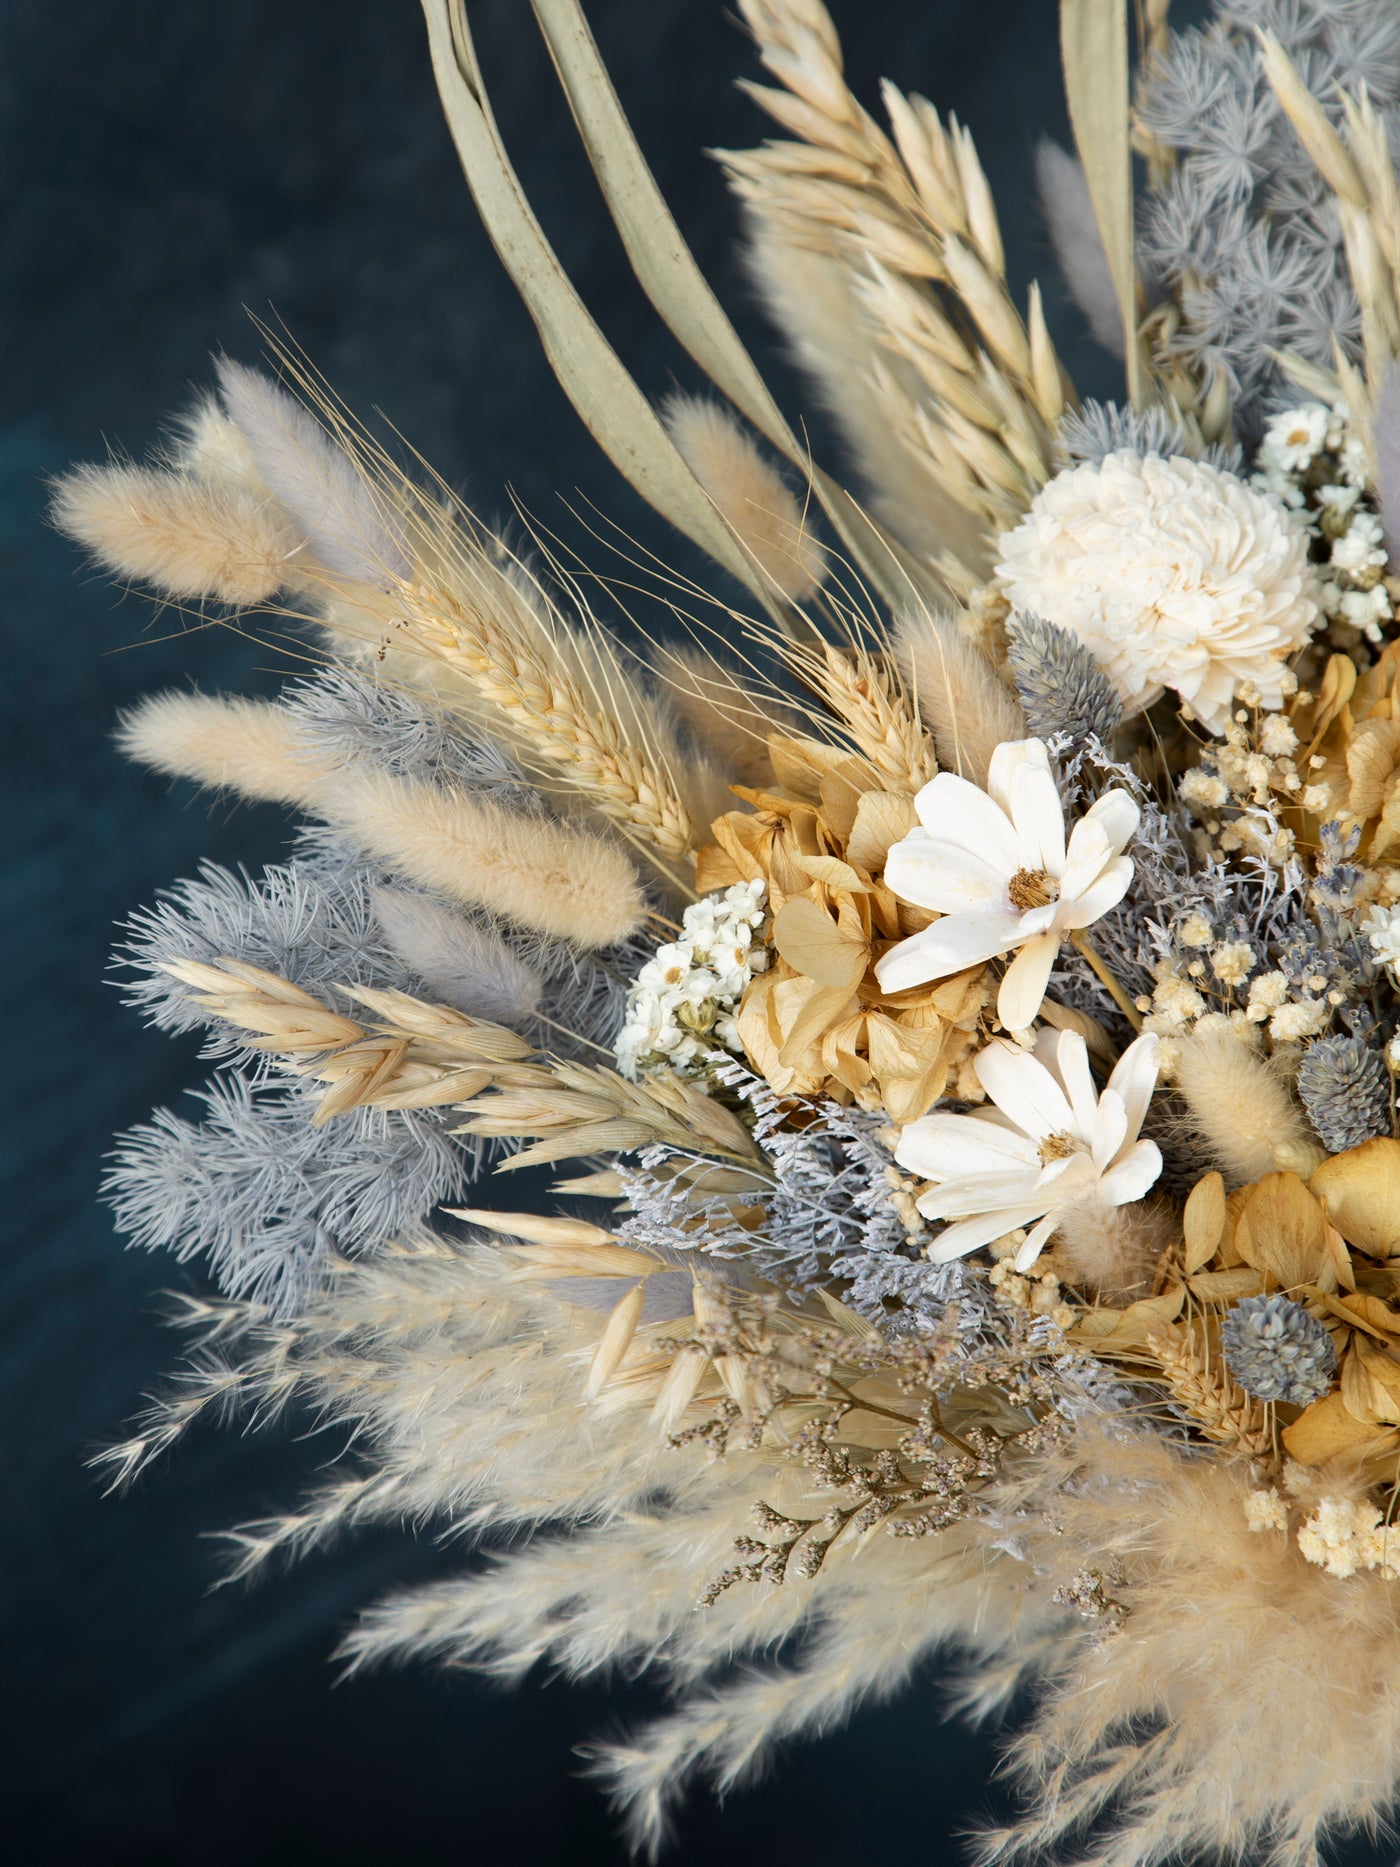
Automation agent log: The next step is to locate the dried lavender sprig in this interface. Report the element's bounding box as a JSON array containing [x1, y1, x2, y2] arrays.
[[1006, 612, 1123, 746], [1221, 1292, 1337, 1406]]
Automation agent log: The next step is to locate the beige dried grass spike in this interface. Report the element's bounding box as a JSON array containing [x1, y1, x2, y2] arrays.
[[51, 463, 297, 605], [722, 0, 1073, 561], [663, 395, 824, 602], [1173, 1026, 1320, 1187], [893, 608, 1025, 787], [121, 690, 647, 947]]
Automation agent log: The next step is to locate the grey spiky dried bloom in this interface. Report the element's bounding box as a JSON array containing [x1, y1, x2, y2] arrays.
[[1137, 0, 1400, 435], [1220, 1292, 1337, 1404], [1005, 611, 1123, 746], [1297, 1033, 1392, 1151], [1056, 398, 1243, 473]]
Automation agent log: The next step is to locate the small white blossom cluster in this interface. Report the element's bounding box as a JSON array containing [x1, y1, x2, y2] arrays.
[[614, 880, 767, 1080], [1297, 1497, 1400, 1580], [1244, 1476, 1400, 1579], [1254, 402, 1395, 648], [1363, 903, 1400, 981]]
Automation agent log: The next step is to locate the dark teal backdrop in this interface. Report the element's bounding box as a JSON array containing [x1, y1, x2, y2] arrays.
[[6, 1, 1394, 1863]]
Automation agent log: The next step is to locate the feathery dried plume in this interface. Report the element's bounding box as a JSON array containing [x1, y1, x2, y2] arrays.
[[120, 690, 647, 947], [1297, 1032, 1392, 1152], [1034, 140, 1123, 358], [118, 690, 334, 803], [662, 395, 824, 601], [1173, 1025, 1318, 1184], [368, 889, 543, 1027], [105, 1075, 465, 1315], [1005, 610, 1123, 746], [1221, 1292, 1337, 1406], [215, 360, 411, 587], [50, 462, 298, 605], [322, 768, 648, 950], [893, 608, 1025, 786]]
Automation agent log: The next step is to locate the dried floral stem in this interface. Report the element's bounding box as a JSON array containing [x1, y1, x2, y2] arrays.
[[1070, 929, 1143, 1032]]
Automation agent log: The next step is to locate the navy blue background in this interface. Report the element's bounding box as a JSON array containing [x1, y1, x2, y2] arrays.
[[5, 1, 1394, 1862]]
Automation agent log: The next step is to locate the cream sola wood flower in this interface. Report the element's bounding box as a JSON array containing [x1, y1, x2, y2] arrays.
[[874, 738, 1138, 1031], [896, 1027, 1162, 1270], [996, 452, 1319, 734]]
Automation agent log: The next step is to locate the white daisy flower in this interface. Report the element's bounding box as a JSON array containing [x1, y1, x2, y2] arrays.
[[874, 738, 1138, 1032], [895, 1028, 1162, 1271]]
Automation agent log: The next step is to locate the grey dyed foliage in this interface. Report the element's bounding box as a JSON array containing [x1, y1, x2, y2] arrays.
[[1137, 0, 1400, 436], [110, 664, 651, 1314], [1055, 397, 1243, 472], [105, 1074, 468, 1317]]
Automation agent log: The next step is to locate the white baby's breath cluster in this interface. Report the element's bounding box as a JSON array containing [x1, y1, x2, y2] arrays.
[[614, 880, 767, 1080], [995, 450, 1318, 735], [1297, 1497, 1400, 1581], [1136, 906, 1344, 1077], [1254, 402, 1395, 648], [1177, 711, 1303, 869]]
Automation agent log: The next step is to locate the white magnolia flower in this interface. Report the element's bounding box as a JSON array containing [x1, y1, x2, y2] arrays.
[[895, 1028, 1162, 1270], [875, 738, 1138, 1032], [996, 450, 1318, 734]]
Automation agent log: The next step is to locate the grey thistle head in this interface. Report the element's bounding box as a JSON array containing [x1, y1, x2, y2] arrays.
[[1297, 1034, 1392, 1153], [1221, 1294, 1337, 1407], [1006, 610, 1123, 746]]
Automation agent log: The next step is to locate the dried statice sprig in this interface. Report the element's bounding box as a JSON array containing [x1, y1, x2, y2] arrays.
[[1137, 0, 1400, 435], [1220, 1292, 1338, 1405], [1005, 611, 1123, 745], [1297, 1031, 1393, 1149], [105, 1074, 466, 1316]]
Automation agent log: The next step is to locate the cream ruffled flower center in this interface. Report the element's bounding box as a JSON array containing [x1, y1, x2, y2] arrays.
[[996, 450, 1318, 735]]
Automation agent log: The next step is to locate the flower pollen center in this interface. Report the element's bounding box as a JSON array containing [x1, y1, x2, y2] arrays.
[[1008, 867, 1059, 911], [1038, 1131, 1082, 1166]]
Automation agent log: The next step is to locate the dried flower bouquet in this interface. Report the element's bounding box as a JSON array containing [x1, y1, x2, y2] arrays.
[[57, 1, 1400, 1861]]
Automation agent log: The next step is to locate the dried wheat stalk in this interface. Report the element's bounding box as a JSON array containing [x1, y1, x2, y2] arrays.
[[814, 642, 936, 794], [723, 0, 1069, 541], [397, 579, 697, 862], [1146, 1322, 1274, 1461], [160, 958, 536, 1122]]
